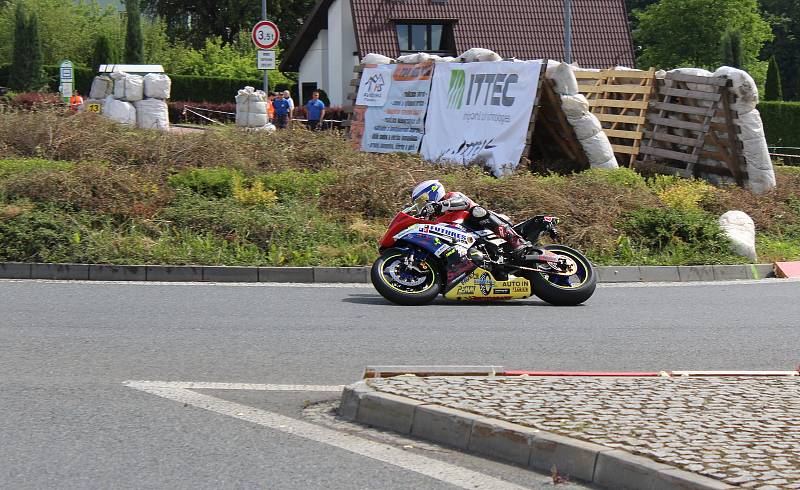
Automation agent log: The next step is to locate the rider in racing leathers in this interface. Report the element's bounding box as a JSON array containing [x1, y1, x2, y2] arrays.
[[410, 180, 531, 261]]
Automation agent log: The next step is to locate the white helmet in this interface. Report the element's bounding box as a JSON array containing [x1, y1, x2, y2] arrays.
[[411, 180, 446, 204]]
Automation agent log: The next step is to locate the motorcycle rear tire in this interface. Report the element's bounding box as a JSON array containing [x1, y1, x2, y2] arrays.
[[371, 248, 442, 306], [524, 244, 596, 306]]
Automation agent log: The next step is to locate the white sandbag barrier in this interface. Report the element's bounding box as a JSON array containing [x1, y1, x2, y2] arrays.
[[89, 76, 114, 99], [718, 210, 757, 261], [100, 71, 172, 130], [111, 72, 144, 102], [144, 73, 171, 99], [133, 98, 170, 131], [103, 96, 136, 126], [235, 86, 270, 128]]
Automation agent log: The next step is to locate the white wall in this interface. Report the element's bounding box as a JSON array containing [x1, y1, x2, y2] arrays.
[[297, 0, 359, 107], [298, 32, 328, 104]]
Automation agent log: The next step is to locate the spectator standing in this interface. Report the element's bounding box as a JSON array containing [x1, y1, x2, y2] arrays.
[[305, 91, 326, 131], [267, 92, 275, 123], [283, 90, 295, 121], [272, 91, 291, 129], [69, 90, 84, 112]]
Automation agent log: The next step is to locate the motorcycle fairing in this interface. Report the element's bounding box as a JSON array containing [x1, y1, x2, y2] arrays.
[[393, 223, 478, 258], [444, 267, 533, 301]]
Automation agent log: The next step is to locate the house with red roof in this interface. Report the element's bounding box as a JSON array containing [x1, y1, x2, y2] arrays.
[[280, 0, 635, 106]]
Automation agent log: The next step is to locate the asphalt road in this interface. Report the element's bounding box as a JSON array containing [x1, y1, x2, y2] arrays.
[[2, 278, 798, 489]]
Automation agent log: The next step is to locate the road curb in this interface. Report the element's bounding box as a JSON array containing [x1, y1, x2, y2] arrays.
[[339, 381, 737, 490], [0, 262, 776, 284]]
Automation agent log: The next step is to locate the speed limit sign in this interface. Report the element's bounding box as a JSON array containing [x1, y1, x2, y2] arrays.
[[252, 21, 280, 50]]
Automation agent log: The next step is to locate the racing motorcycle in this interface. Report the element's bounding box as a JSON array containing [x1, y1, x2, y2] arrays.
[[371, 201, 596, 306]]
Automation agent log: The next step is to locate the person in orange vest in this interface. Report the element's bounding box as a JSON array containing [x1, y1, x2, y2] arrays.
[[267, 92, 275, 123], [69, 90, 84, 112]]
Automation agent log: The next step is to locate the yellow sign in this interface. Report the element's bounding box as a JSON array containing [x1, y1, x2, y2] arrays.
[[87, 103, 101, 113], [444, 268, 532, 300]]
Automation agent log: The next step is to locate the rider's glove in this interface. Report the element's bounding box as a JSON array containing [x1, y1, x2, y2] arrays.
[[423, 202, 443, 216]]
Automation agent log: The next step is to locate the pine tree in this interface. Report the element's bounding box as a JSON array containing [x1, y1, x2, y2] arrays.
[[9, 4, 44, 91], [765, 56, 783, 101], [124, 0, 144, 64], [27, 10, 44, 91], [8, 3, 29, 91], [91, 35, 116, 71], [721, 30, 743, 69]]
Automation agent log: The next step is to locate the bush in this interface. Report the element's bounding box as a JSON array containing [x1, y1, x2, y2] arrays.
[[167, 167, 241, 198], [258, 170, 338, 199], [617, 207, 743, 265], [759, 101, 800, 147], [169, 74, 293, 104], [0, 205, 76, 261]]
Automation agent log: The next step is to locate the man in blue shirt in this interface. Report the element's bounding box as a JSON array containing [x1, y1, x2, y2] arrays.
[[305, 91, 326, 131], [272, 91, 291, 129]]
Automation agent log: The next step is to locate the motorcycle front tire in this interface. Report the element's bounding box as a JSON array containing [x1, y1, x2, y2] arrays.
[[524, 244, 597, 306], [371, 247, 442, 306]]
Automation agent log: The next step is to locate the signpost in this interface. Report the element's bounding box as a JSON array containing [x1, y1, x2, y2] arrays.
[[257, 50, 276, 70], [59, 60, 74, 102], [252, 16, 280, 93]]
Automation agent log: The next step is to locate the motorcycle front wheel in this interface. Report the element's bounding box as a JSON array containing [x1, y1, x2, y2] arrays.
[[371, 247, 441, 306], [523, 244, 596, 306]]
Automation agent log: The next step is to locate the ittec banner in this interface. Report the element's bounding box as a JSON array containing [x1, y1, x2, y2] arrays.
[[351, 62, 433, 154], [420, 60, 542, 176]]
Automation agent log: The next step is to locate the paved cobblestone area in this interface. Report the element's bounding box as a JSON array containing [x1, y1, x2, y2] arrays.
[[369, 376, 800, 489]]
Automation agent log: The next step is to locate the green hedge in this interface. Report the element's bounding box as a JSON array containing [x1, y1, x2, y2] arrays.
[[2, 64, 294, 103], [758, 101, 800, 147]]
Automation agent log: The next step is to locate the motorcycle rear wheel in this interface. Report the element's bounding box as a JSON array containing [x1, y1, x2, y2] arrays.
[[371, 247, 441, 306], [523, 244, 596, 306]]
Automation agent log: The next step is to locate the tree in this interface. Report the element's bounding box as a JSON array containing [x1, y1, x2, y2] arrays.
[[27, 9, 43, 89], [143, 0, 314, 49], [91, 34, 117, 72], [124, 0, 144, 64], [765, 56, 783, 101], [8, 3, 43, 91], [634, 0, 772, 70], [721, 29, 743, 69], [760, 0, 800, 101]]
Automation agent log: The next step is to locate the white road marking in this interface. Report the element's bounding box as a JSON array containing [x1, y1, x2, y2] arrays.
[[1, 277, 797, 288], [125, 380, 529, 490], [126, 381, 344, 391]]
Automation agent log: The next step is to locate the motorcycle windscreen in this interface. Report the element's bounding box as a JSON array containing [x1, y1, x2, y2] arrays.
[[444, 268, 532, 301]]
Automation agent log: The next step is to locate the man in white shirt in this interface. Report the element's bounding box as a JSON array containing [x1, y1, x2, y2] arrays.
[[283, 90, 295, 122]]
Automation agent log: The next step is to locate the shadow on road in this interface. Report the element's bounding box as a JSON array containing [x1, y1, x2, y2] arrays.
[[342, 294, 559, 307]]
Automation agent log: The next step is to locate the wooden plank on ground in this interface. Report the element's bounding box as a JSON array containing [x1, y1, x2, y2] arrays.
[[611, 145, 640, 154], [644, 130, 701, 147], [605, 129, 643, 139], [589, 99, 649, 110], [640, 145, 700, 163], [647, 115, 707, 132], [651, 102, 715, 116], [583, 84, 654, 94], [601, 70, 656, 79], [660, 87, 722, 102], [597, 113, 647, 125], [666, 73, 728, 86]]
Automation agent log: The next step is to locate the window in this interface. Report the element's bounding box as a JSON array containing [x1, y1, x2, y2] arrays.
[[395, 23, 454, 55]]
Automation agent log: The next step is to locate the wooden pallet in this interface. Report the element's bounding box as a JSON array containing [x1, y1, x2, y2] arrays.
[[574, 68, 656, 166], [635, 72, 747, 184], [530, 78, 589, 169]]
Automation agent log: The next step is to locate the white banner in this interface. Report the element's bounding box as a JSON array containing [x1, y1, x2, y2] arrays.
[[420, 60, 542, 176], [352, 63, 434, 153], [355, 66, 393, 106]]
